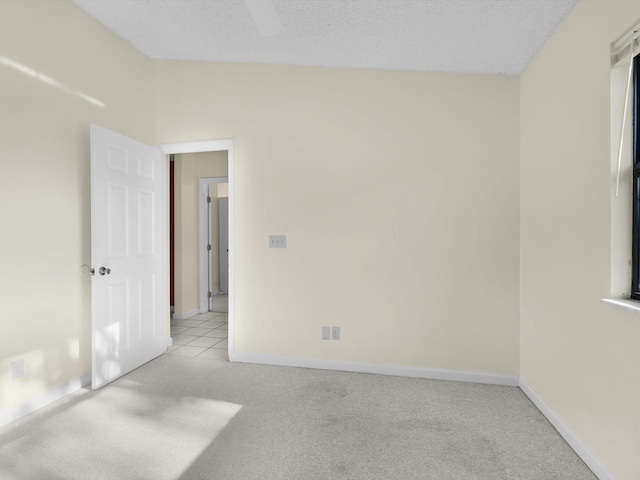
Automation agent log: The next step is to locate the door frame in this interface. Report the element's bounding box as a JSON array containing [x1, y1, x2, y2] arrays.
[[159, 139, 235, 357], [199, 176, 228, 311]]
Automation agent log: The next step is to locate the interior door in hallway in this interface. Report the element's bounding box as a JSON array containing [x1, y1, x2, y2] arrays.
[[90, 124, 168, 389], [218, 196, 229, 294]]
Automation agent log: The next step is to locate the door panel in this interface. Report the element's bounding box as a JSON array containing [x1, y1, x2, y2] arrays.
[[218, 196, 229, 294], [91, 124, 168, 389], [137, 190, 155, 255]]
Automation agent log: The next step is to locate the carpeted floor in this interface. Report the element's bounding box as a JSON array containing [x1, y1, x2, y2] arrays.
[[0, 355, 596, 480]]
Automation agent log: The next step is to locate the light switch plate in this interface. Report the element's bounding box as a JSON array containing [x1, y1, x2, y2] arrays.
[[269, 235, 286, 248]]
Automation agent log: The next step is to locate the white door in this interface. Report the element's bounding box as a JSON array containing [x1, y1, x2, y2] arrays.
[[91, 124, 168, 389], [218, 196, 229, 294]]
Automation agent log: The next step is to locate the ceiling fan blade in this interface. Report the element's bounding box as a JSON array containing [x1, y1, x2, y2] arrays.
[[244, 0, 283, 37]]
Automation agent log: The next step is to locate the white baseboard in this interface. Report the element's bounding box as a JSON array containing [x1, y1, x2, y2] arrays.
[[229, 352, 519, 386], [172, 308, 200, 320], [519, 378, 616, 480], [0, 374, 91, 428]]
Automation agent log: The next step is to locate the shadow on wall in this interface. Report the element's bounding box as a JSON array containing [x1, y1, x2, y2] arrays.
[[1, 260, 92, 425], [0, 337, 87, 426]]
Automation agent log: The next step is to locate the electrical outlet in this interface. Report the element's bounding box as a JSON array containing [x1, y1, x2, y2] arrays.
[[321, 326, 330, 340], [11, 359, 24, 380], [331, 326, 340, 340], [269, 235, 286, 248]]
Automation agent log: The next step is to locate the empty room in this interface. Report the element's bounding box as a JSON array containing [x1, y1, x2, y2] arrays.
[[0, 0, 639, 479]]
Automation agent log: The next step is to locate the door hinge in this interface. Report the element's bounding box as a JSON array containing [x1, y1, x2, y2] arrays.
[[207, 196, 212, 203], [207, 244, 212, 251], [208, 291, 212, 298]]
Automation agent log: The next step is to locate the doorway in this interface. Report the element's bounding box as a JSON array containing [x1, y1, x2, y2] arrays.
[[160, 140, 235, 358], [199, 177, 229, 313]]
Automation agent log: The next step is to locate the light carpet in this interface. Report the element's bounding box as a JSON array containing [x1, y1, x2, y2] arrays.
[[0, 355, 596, 479]]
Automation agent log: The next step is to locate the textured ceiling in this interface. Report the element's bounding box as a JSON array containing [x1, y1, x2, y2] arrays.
[[72, 0, 577, 75]]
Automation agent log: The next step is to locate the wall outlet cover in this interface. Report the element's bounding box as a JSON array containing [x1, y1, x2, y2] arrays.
[[331, 326, 340, 340], [321, 326, 330, 340]]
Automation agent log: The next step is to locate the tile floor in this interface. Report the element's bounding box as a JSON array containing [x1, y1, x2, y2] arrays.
[[166, 311, 228, 360]]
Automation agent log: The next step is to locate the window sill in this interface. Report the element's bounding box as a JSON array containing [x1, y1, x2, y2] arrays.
[[600, 298, 640, 313]]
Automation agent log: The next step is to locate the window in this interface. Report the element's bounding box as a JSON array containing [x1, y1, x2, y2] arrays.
[[632, 53, 640, 299], [609, 25, 640, 302]]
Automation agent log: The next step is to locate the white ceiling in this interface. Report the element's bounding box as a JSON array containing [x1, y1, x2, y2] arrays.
[[72, 0, 577, 75]]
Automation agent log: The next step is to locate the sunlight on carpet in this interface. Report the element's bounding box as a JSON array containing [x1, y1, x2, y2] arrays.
[[0, 377, 241, 480]]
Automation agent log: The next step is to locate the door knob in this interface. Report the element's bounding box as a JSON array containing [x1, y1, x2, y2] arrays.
[[98, 266, 111, 276]]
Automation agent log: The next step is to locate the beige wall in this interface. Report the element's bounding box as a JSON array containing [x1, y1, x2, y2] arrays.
[[173, 152, 228, 315], [520, 1, 640, 479], [154, 61, 521, 373], [0, 0, 153, 414], [217, 183, 229, 198]]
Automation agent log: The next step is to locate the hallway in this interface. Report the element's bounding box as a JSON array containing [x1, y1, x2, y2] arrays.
[[168, 310, 228, 359]]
